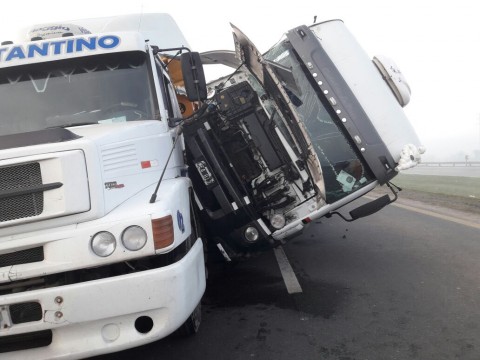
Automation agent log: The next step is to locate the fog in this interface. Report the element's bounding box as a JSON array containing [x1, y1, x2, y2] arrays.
[[0, 0, 479, 161]]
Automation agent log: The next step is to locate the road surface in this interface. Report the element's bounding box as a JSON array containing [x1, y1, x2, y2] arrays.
[[92, 198, 480, 360]]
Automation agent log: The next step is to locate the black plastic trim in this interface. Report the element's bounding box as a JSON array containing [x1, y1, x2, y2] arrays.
[[0, 330, 52, 353], [286, 25, 397, 184], [0, 247, 44, 267], [0, 182, 63, 200], [0, 128, 81, 150]]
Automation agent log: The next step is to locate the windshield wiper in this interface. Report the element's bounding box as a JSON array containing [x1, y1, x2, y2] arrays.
[[47, 121, 98, 129]]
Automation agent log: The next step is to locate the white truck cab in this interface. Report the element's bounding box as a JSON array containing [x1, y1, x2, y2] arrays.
[[0, 14, 206, 359]]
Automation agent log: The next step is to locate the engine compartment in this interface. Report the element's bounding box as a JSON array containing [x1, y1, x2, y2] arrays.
[[183, 75, 317, 256]]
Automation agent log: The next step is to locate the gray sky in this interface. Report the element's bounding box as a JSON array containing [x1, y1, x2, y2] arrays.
[[1, 0, 479, 161]]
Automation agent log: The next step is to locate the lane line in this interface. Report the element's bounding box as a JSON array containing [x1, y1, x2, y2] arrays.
[[364, 195, 480, 230], [274, 246, 303, 294]]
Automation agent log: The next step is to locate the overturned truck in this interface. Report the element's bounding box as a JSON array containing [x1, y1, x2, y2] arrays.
[[184, 21, 423, 260]]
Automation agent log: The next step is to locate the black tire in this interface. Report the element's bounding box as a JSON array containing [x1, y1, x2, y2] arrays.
[[176, 303, 201, 336]]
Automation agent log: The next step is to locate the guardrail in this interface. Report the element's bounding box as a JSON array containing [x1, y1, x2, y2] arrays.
[[419, 161, 480, 167]]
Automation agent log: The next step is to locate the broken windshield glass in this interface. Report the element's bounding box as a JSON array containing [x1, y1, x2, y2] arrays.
[[265, 42, 374, 203]]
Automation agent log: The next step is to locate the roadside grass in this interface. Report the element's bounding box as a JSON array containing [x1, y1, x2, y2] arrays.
[[371, 174, 480, 215], [391, 174, 480, 199]]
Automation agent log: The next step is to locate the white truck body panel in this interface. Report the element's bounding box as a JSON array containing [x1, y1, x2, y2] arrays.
[[311, 20, 422, 161], [21, 13, 189, 52], [0, 14, 205, 359], [2, 239, 205, 360], [0, 121, 177, 236], [0, 176, 195, 283]]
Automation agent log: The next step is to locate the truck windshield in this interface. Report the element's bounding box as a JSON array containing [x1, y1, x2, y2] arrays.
[[265, 42, 374, 203], [0, 51, 158, 136]]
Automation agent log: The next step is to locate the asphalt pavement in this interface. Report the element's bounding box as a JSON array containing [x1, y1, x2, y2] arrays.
[[93, 199, 480, 360]]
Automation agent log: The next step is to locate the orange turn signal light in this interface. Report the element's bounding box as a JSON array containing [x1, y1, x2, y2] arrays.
[[152, 215, 174, 250]]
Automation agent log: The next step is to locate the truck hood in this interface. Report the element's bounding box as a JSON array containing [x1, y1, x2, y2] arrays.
[[0, 121, 177, 236]]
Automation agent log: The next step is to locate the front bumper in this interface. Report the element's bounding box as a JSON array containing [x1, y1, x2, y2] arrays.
[[0, 238, 205, 359]]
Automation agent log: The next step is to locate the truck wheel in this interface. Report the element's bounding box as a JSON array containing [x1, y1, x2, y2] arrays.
[[176, 302, 201, 336]]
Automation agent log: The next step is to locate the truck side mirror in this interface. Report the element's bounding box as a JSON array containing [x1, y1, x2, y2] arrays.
[[181, 52, 207, 101]]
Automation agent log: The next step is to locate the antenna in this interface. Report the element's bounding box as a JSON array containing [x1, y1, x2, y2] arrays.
[[149, 126, 183, 204]]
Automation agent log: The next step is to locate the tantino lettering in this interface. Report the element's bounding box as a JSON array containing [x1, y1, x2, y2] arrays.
[[0, 35, 120, 63]]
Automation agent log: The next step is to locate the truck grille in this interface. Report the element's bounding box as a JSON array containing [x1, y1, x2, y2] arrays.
[[0, 162, 43, 222], [10, 302, 43, 324], [0, 330, 52, 353], [0, 247, 44, 267]]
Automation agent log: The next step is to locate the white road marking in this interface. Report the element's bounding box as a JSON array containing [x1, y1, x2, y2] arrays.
[[274, 246, 303, 294], [216, 243, 232, 262]]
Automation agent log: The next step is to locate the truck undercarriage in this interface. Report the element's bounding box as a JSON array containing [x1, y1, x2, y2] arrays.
[[181, 22, 422, 259]]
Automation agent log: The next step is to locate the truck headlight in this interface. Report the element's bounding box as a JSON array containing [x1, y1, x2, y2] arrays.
[[270, 214, 286, 229], [244, 226, 259, 243], [121, 226, 147, 251], [91, 231, 116, 257]]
